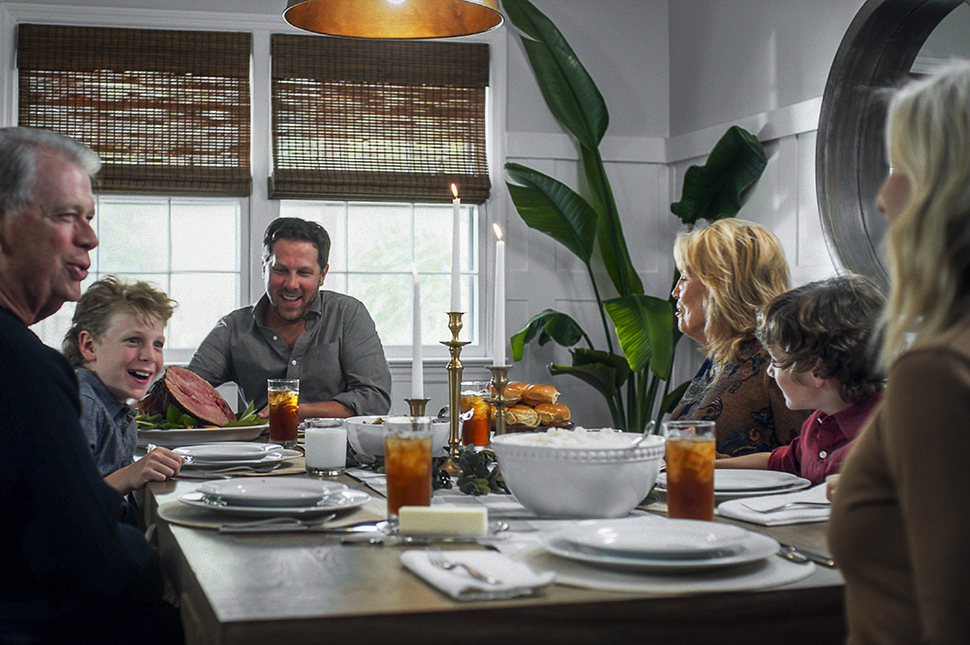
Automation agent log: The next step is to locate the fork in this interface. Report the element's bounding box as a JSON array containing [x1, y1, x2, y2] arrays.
[[741, 500, 831, 513], [425, 546, 500, 585]]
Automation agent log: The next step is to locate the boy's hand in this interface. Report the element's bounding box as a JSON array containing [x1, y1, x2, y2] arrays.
[[105, 447, 185, 496]]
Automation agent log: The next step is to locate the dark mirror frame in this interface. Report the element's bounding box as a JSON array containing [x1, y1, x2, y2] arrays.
[[816, 0, 966, 291]]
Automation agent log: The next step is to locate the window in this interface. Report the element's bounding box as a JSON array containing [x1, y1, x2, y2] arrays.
[[270, 35, 491, 204], [279, 200, 482, 358], [30, 196, 244, 364], [17, 24, 252, 196]]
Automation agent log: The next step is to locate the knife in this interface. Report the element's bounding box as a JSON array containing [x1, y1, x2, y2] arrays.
[[779, 543, 836, 568], [218, 519, 382, 534]]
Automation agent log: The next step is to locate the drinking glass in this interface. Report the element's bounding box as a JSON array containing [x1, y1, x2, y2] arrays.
[[662, 420, 716, 521], [460, 381, 491, 446], [304, 418, 347, 478], [383, 416, 433, 520], [267, 378, 300, 448]]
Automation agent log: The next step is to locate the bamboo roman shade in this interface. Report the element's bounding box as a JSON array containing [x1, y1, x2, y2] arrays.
[[270, 35, 491, 204], [17, 24, 252, 196]]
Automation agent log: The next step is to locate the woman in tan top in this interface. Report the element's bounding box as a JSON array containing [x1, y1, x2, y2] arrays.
[[828, 60, 970, 643], [669, 219, 809, 456]]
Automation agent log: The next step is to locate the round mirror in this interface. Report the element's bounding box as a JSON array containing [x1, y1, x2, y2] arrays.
[[816, 0, 970, 290]]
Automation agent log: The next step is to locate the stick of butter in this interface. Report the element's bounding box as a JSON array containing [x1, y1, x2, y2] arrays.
[[397, 506, 489, 537]]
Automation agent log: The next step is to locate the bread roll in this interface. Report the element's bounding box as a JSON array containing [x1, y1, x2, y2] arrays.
[[520, 383, 560, 406], [491, 380, 525, 402], [535, 403, 570, 427], [506, 404, 539, 428]]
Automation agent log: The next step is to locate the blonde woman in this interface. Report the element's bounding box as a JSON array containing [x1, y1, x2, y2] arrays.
[[829, 61, 970, 643], [669, 218, 809, 456]]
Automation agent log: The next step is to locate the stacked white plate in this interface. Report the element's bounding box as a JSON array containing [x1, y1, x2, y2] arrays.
[[180, 478, 371, 517], [540, 516, 779, 571], [656, 470, 811, 499], [174, 442, 300, 469], [138, 424, 268, 448]]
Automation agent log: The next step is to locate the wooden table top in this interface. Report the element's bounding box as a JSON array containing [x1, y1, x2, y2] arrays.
[[146, 476, 845, 645]]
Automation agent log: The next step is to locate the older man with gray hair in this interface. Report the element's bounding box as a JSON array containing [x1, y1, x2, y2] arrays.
[[0, 127, 181, 643]]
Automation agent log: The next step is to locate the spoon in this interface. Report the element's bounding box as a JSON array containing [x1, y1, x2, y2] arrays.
[[627, 420, 657, 448]]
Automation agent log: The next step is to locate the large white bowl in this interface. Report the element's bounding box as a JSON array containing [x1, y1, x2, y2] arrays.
[[491, 430, 665, 518], [345, 416, 451, 458]]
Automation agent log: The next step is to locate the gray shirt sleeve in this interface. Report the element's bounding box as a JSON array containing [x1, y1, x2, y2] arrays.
[[187, 317, 234, 388]]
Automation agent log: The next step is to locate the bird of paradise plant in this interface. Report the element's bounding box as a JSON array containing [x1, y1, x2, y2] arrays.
[[501, 0, 768, 432]]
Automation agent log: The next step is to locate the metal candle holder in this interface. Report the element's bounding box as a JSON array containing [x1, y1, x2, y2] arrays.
[[486, 365, 513, 436], [404, 398, 430, 417], [440, 311, 469, 475]]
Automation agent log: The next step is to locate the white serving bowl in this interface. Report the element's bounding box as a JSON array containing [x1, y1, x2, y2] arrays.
[[490, 430, 665, 519], [345, 416, 451, 458]]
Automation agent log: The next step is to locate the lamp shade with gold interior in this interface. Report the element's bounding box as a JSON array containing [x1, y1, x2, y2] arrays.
[[283, 0, 504, 39]]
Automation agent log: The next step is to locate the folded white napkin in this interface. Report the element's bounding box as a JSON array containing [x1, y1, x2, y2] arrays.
[[717, 483, 830, 526], [401, 549, 556, 601]]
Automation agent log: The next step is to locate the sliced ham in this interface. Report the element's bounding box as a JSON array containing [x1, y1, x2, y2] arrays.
[[140, 366, 237, 427]]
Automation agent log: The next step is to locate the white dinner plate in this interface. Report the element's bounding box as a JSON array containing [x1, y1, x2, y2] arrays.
[[555, 516, 753, 560], [197, 477, 346, 507], [179, 449, 301, 469], [175, 442, 283, 462], [656, 470, 812, 498], [540, 520, 779, 571], [137, 424, 268, 448], [180, 480, 371, 516]]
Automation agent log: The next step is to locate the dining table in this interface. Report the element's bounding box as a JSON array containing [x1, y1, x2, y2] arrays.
[[143, 455, 846, 645]]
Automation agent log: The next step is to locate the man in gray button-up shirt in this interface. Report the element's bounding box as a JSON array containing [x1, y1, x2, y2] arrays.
[[188, 218, 391, 418]]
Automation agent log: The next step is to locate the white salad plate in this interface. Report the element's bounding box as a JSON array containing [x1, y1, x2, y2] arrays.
[[174, 442, 283, 462], [555, 516, 752, 560], [137, 424, 268, 448], [540, 519, 780, 571], [656, 470, 811, 499], [180, 478, 370, 516], [178, 449, 301, 469]]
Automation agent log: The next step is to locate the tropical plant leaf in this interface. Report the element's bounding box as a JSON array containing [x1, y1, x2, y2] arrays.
[[570, 347, 632, 380], [604, 294, 675, 379], [582, 147, 644, 296], [548, 361, 624, 400], [510, 309, 588, 361], [670, 125, 768, 226], [506, 163, 597, 263], [501, 0, 608, 151]]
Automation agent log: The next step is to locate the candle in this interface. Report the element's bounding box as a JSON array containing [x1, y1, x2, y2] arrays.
[[493, 223, 506, 366], [411, 264, 424, 399], [450, 184, 461, 312]]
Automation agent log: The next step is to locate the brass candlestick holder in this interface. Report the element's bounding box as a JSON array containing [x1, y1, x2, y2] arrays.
[[487, 365, 513, 436], [440, 311, 469, 475], [404, 398, 430, 417]]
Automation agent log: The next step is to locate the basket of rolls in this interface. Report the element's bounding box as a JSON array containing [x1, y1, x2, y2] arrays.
[[491, 381, 572, 431]]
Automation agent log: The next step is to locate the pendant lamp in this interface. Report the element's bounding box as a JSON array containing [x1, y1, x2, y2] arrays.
[[283, 0, 504, 39]]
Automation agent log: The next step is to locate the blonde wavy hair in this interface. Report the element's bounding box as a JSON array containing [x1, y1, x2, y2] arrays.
[[674, 218, 790, 365], [63, 276, 177, 368], [878, 60, 970, 371]]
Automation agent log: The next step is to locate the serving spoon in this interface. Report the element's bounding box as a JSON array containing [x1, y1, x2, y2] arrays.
[[627, 420, 657, 448]]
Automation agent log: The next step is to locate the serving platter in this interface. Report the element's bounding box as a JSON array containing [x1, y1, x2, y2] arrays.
[[137, 423, 268, 448]]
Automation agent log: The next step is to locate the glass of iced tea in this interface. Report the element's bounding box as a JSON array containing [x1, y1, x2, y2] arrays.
[[383, 416, 433, 520], [662, 420, 716, 521], [460, 381, 492, 446], [267, 378, 300, 448]]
